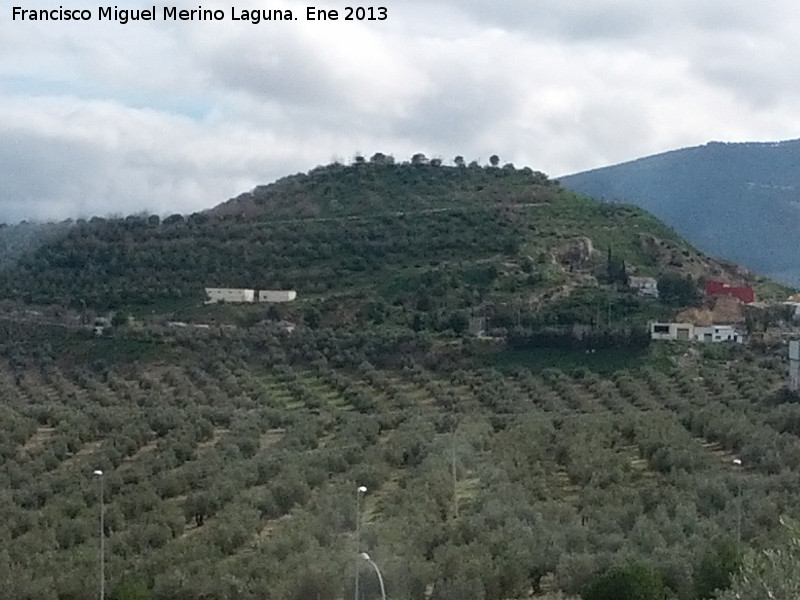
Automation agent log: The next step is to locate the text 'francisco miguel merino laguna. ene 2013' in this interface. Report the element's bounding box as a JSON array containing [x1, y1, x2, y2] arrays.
[[8, 6, 350, 24]]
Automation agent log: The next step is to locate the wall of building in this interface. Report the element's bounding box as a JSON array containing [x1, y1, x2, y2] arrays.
[[650, 322, 694, 340], [705, 280, 755, 303], [257, 290, 297, 303], [205, 288, 256, 303], [651, 321, 744, 343], [694, 325, 744, 343], [629, 276, 659, 298]]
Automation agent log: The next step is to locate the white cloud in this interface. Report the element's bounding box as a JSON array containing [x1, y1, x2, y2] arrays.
[[3, 0, 800, 222]]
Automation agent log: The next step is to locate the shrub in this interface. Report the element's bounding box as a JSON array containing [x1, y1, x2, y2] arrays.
[[583, 562, 667, 600]]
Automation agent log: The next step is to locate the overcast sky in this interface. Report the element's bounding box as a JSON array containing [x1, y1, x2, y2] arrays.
[[3, 0, 800, 223]]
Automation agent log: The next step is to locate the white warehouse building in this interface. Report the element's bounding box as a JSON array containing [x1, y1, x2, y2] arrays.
[[649, 322, 745, 343], [205, 288, 255, 304], [693, 325, 744, 343], [258, 290, 297, 303]]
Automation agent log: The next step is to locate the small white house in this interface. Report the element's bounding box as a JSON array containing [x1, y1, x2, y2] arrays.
[[93, 317, 112, 336], [257, 290, 297, 303], [783, 302, 800, 318], [650, 322, 694, 341], [650, 321, 745, 343], [629, 276, 659, 298], [693, 325, 745, 343], [205, 288, 255, 304]]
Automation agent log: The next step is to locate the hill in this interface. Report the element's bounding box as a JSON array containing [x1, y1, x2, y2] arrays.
[[0, 156, 796, 600], [558, 139, 800, 287], [0, 157, 777, 330]]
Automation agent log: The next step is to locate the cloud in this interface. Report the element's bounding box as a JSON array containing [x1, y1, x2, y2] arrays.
[[0, 96, 269, 221], [3, 0, 800, 222]]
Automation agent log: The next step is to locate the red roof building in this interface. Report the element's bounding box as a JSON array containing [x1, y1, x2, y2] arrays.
[[705, 280, 755, 304]]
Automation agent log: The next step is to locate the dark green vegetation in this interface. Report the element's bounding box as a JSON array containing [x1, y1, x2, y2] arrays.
[[559, 138, 800, 287], [0, 157, 735, 327], [0, 157, 795, 599], [582, 562, 666, 600], [0, 220, 72, 271], [716, 518, 800, 600], [0, 324, 795, 600]]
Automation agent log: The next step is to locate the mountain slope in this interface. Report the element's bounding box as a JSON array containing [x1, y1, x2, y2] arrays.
[[559, 139, 800, 287], [0, 163, 768, 320], [0, 160, 768, 327]]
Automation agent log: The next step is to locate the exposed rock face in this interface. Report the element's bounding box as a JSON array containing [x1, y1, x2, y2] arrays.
[[638, 234, 670, 264], [676, 295, 745, 326], [556, 236, 595, 269]]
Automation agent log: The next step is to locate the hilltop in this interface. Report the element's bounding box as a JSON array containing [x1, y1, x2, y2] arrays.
[[559, 139, 800, 287]]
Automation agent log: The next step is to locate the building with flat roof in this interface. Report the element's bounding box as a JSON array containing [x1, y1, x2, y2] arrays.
[[650, 321, 745, 343], [628, 276, 659, 298], [257, 290, 297, 303], [205, 288, 255, 304], [705, 280, 755, 304]]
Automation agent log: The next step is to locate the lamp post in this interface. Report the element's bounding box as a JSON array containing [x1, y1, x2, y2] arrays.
[[93, 469, 105, 600], [354, 485, 367, 600], [360, 553, 386, 600], [732, 458, 742, 545]]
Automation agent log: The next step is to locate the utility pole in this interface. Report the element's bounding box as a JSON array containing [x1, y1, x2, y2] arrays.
[[451, 422, 459, 519], [93, 470, 105, 600], [733, 458, 743, 545], [354, 485, 367, 600]]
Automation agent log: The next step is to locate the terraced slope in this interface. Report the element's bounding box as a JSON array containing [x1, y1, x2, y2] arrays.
[[0, 160, 749, 318], [0, 338, 795, 599]]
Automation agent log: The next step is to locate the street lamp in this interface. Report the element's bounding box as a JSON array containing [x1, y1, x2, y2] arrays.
[[93, 469, 105, 600], [354, 485, 367, 600], [360, 553, 387, 600], [732, 458, 743, 545]]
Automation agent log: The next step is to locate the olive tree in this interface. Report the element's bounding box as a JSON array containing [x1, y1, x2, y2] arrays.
[[716, 519, 800, 600]]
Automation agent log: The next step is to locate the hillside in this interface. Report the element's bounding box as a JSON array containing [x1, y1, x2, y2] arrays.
[[1, 320, 798, 600], [559, 139, 800, 287], [0, 158, 777, 329], [0, 157, 796, 600], [0, 220, 72, 270]]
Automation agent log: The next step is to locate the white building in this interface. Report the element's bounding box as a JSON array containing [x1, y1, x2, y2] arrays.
[[257, 290, 297, 303], [93, 317, 112, 336], [650, 321, 744, 343], [783, 302, 800, 318], [650, 322, 694, 341], [205, 288, 255, 304], [693, 325, 745, 343], [629, 276, 659, 298]]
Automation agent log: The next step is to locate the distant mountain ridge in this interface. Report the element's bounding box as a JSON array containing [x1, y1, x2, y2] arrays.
[[559, 139, 800, 287]]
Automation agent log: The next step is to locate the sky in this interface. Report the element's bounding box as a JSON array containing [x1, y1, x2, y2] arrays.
[[3, 0, 800, 223]]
